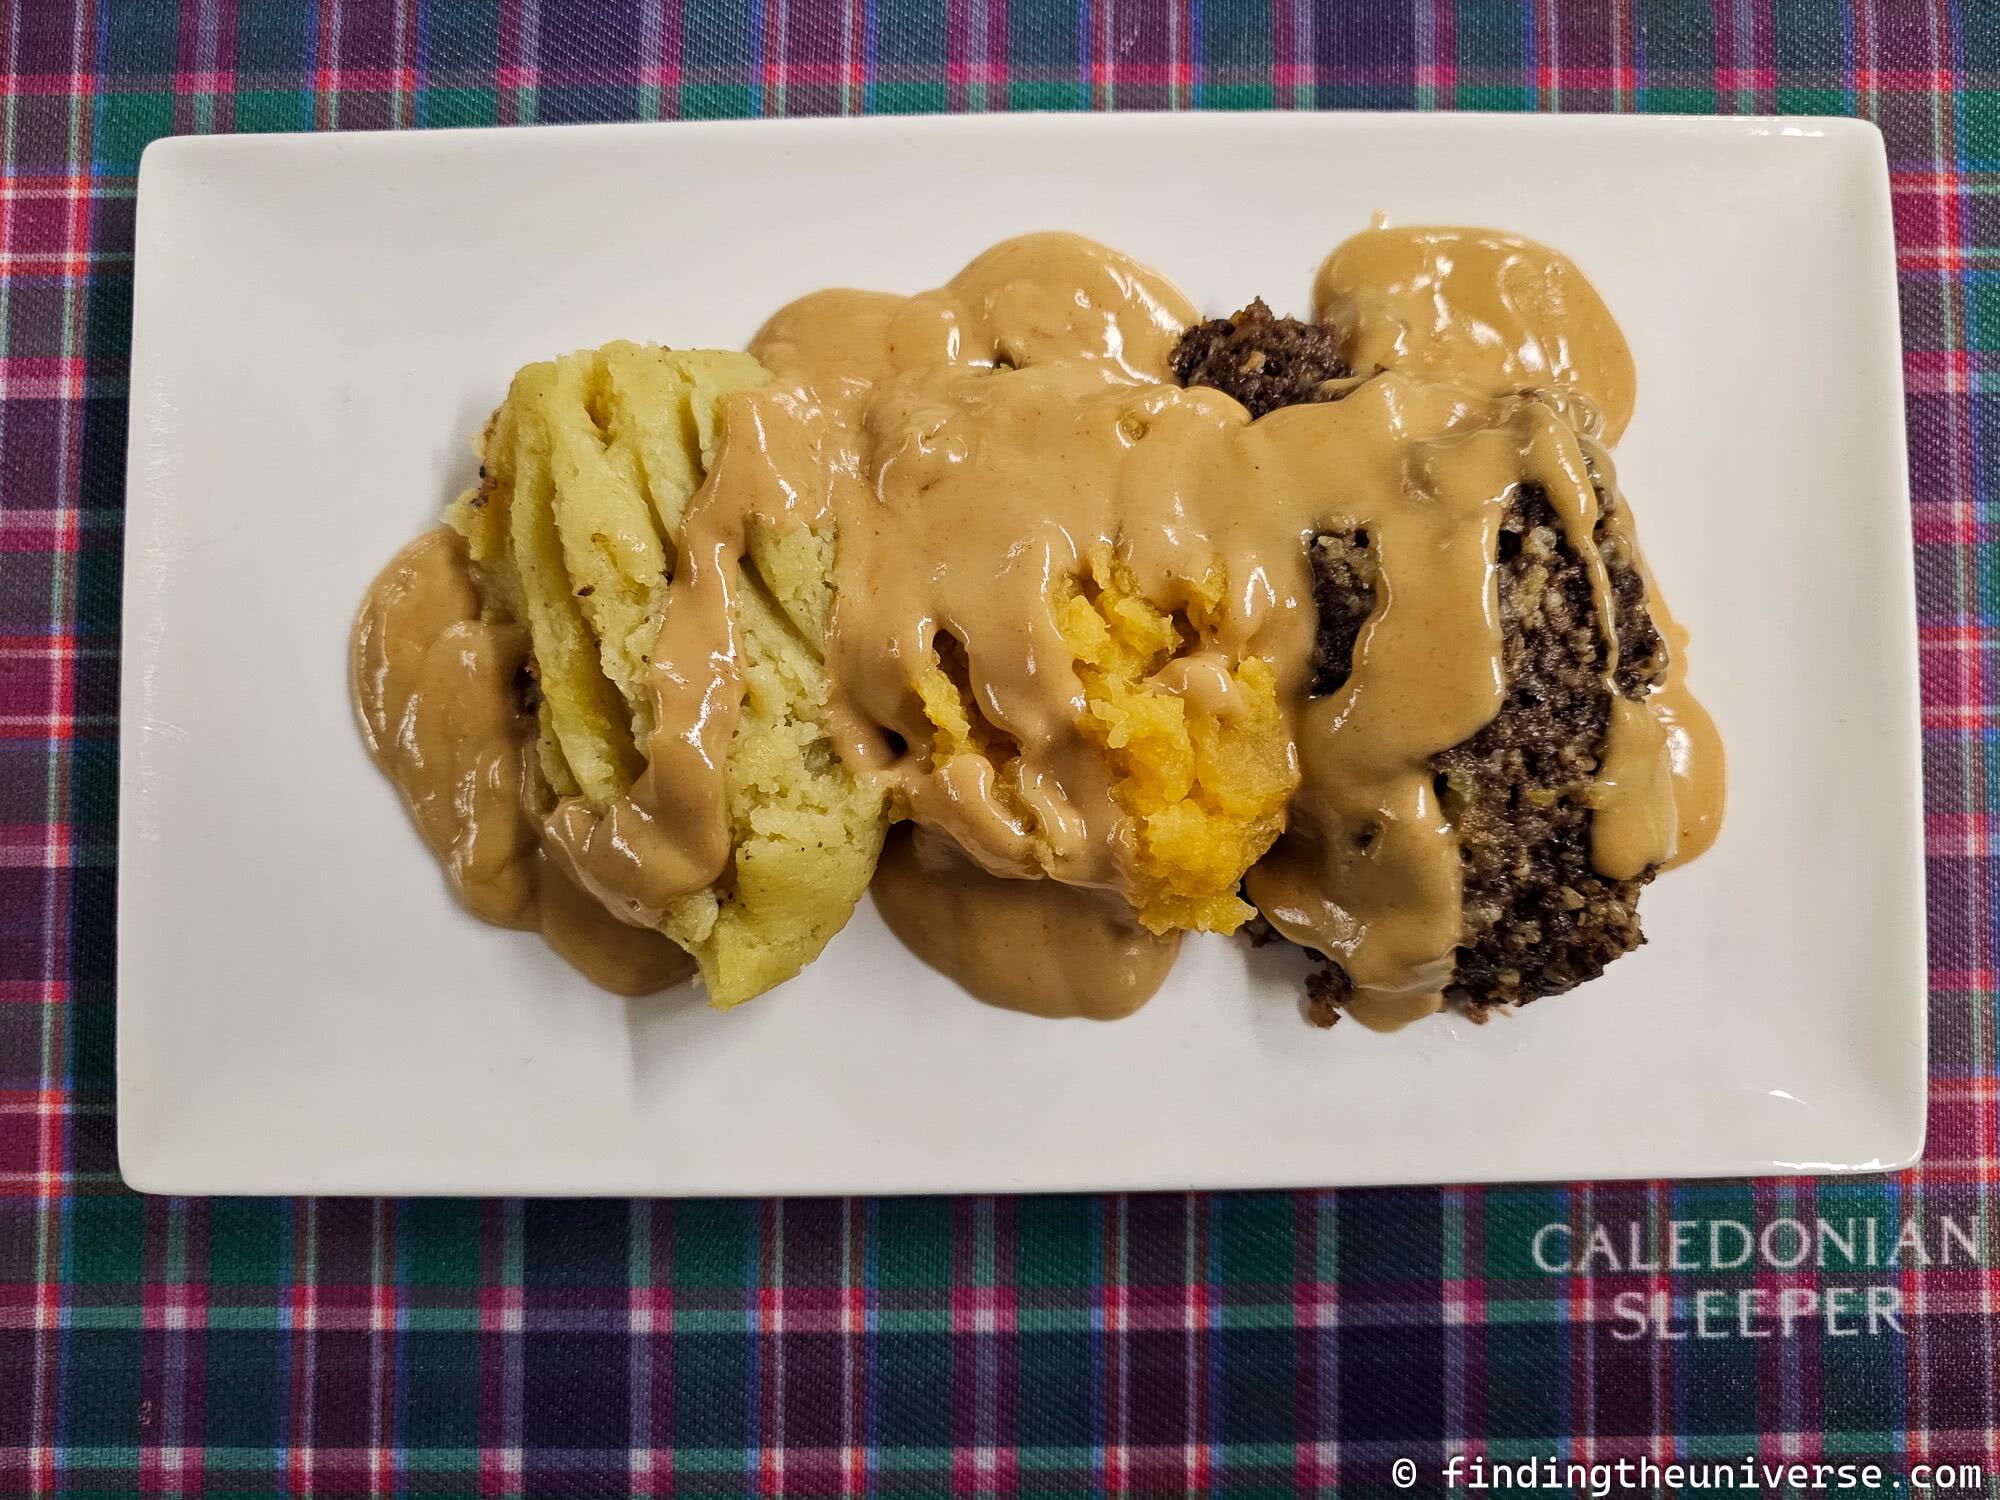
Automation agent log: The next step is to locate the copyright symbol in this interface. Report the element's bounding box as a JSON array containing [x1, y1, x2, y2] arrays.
[[1392, 1458, 1417, 1488]]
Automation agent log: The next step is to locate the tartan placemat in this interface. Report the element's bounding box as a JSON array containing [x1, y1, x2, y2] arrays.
[[2, 2, 1995, 1496]]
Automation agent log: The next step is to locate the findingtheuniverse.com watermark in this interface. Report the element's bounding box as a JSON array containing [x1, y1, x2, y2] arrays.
[[1389, 1455, 1988, 1494]]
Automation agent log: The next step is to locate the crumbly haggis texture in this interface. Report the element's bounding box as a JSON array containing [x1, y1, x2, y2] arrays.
[[1596, 483, 1669, 699], [1168, 298, 1352, 418], [1430, 483, 1658, 1010], [1172, 304, 1669, 1023], [1302, 488, 1659, 1021], [1304, 966, 1346, 1025], [1307, 531, 1378, 697]]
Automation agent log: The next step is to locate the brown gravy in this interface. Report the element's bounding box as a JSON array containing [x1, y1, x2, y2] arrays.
[[351, 529, 694, 996], [1315, 223, 1638, 443], [355, 225, 1723, 1024], [872, 826, 1181, 1018]]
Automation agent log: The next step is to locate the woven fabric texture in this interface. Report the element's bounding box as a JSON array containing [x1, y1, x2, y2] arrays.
[[1, 2, 1995, 1496]]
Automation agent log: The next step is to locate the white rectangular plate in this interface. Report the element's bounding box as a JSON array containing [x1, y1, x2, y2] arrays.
[[120, 113, 1925, 1196]]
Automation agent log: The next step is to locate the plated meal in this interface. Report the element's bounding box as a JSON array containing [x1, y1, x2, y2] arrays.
[[123, 116, 1921, 1193], [353, 221, 1724, 1031]]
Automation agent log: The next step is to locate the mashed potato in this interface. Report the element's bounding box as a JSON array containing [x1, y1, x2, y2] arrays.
[[446, 341, 887, 1007]]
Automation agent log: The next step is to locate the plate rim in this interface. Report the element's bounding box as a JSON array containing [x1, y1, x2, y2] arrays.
[[116, 109, 1928, 1196]]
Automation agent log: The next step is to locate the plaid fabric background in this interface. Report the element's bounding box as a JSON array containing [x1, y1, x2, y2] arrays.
[[1, 1, 1995, 1496]]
